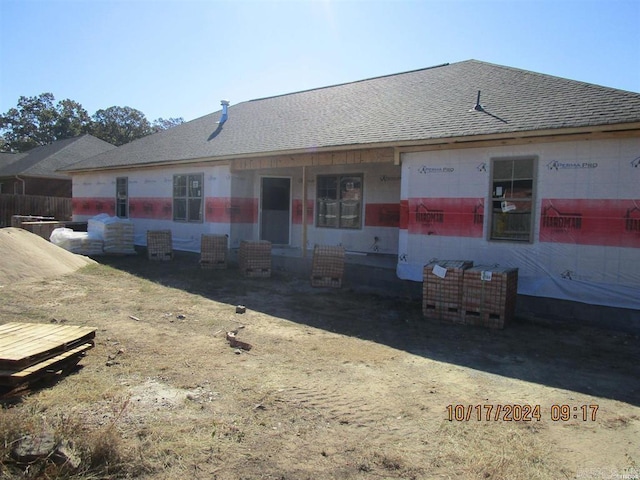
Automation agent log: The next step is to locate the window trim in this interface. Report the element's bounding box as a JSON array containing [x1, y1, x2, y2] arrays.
[[316, 173, 363, 229], [488, 156, 537, 243], [173, 173, 204, 223]]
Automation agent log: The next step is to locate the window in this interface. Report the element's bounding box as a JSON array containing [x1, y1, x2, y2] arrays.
[[316, 174, 362, 229], [173, 173, 203, 222], [490, 158, 535, 242], [116, 177, 128, 218]]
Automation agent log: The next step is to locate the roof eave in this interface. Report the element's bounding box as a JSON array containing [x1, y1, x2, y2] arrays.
[[395, 122, 640, 151], [63, 122, 640, 174]]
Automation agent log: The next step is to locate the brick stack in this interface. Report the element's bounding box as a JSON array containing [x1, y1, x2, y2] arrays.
[[239, 240, 272, 277], [311, 245, 345, 288], [461, 266, 518, 329], [200, 234, 228, 269], [146, 230, 173, 261], [422, 260, 473, 322], [89, 216, 135, 255]]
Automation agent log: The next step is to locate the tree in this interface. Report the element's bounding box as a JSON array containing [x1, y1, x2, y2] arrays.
[[91, 106, 152, 146], [152, 117, 184, 132], [54, 99, 92, 139], [0, 93, 92, 152], [1, 92, 186, 152], [0, 93, 57, 152]]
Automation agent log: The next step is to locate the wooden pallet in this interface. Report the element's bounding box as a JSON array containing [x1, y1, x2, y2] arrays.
[[0, 343, 93, 386], [0, 323, 96, 390], [243, 267, 272, 278], [311, 276, 342, 288]]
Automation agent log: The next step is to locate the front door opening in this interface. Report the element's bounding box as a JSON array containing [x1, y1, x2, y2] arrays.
[[260, 177, 291, 244]]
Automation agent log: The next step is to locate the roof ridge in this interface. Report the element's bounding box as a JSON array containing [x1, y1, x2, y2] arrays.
[[465, 59, 640, 94], [247, 62, 451, 103]]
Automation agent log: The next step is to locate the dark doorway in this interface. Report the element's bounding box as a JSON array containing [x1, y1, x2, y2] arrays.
[[260, 177, 290, 244]]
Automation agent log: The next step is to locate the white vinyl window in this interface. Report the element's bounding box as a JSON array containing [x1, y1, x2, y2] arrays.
[[116, 177, 128, 218], [173, 173, 204, 222], [490, 158, 536, 242], [316, 174, 363, 229]]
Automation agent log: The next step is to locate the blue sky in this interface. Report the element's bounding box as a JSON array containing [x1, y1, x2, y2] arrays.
[[1, 0, 639, 123]]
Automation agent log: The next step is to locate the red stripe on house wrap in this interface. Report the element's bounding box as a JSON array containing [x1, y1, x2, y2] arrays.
[[292, 199, 314, 225], [399, 200, 409, 230], [407, 198, 485, 237], [290, 201, 400, 227], [129, 198, 172, 220], [205, 197, 258, 223], [540, 199, 640, 247], [72, 197, 115, 216], [365, 203, 401, 227]]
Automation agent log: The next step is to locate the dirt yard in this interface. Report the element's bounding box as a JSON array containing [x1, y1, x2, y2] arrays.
[[0, 237, 639, 479]]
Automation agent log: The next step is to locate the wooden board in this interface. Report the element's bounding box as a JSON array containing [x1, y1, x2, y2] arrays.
[[0, 322, 96, 370], [0, 343, 94, 386]]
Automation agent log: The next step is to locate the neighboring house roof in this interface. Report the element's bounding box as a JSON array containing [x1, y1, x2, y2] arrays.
[[0, 152, 27, 169], [64, 59, 640, 172], [0, 134, 116, 178]]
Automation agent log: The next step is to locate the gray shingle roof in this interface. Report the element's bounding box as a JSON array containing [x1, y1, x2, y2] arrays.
[[0, 135, 116, 178], [64, 60, 640, 172], [0, 152, 27, 169]]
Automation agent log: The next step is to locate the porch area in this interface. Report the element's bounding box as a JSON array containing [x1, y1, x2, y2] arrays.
[[243, 246, 420, 298]]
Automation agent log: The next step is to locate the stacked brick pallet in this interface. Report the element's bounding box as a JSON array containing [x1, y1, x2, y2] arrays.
[[311, 245, 345, 288], [422, 260, 473, 322], [422, 261, 518, 329], [239, 240, 272, 277], [461, 266, 518, 329], [147, 230, 173, 261], [200, 234, 228, 269], [89, 215, 135, 255]]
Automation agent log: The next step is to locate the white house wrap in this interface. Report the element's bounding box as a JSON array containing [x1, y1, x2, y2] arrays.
[[61, 60, 640, 327]]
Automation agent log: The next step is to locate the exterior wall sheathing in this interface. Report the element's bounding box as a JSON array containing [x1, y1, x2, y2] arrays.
[[398, 137, 640, 312], [72, 161, 402, 255]]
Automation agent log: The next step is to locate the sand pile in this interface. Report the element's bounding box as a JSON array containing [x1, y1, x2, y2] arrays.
[[0, 227, 96, 285]]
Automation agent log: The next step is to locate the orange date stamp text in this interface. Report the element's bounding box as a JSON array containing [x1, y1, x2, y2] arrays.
[[445, 404, 599, 422]]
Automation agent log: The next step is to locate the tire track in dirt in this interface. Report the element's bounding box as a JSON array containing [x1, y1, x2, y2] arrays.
[[274, 374, 431, 447], [280, 383, 381, 427]]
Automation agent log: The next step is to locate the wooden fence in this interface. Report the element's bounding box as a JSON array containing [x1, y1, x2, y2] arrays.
[[0, 194, 72, 228]]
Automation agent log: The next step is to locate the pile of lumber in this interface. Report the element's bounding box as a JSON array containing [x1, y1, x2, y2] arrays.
[[0, 322, 96, 395]]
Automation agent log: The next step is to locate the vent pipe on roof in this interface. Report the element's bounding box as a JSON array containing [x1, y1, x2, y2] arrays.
[[473, 90, 484, 111], [218, 100, 230, 125]]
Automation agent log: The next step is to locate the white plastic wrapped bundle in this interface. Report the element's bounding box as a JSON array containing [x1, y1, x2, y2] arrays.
[[87, 215, 135, 254], [50, 228, 104, 255]]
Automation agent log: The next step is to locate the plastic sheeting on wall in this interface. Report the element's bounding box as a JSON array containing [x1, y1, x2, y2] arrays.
[[397, 138, 640, 312]]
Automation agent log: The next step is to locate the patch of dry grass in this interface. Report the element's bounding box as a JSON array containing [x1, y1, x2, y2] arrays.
[[2, 256, 639, 479], [429, 420, 570, 480], [0, 404, 128, 479]]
